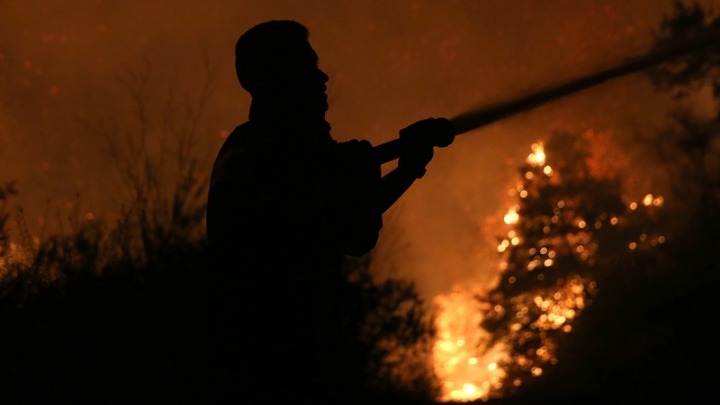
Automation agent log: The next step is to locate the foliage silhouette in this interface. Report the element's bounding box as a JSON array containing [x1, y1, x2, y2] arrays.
[[0, 173, 436, 404]]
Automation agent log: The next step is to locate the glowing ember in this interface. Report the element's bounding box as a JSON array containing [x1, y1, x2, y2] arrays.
[[503, 207, 519, 225], [526, 143, 546, 166], [432, 288, 508, 402], [530, 278, 585, 331]]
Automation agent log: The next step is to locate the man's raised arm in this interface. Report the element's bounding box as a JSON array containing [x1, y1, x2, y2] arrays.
[[377, 118, 455, 213]]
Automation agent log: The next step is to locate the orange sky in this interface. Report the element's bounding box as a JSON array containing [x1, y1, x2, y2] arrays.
[[0, 0, 702, 298]]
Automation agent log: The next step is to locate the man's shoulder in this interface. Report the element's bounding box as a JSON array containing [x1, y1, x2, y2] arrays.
[[210, 122, 269, 187], [221, 121, 257, 150], [216, 121, 274, 156]]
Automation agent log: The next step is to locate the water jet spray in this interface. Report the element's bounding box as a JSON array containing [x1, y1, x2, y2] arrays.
[[373, 32, 720, 164]]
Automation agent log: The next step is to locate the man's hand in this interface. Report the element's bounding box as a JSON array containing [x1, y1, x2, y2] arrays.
[[398, 141, 433, 179], [399, 117, 455, 148], [397, 117, 455, 178]]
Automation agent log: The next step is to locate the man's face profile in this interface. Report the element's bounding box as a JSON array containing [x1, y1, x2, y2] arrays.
[[275, 40, 329, 117]]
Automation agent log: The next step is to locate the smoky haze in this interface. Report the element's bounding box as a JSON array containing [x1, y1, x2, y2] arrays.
[[0, 0, 688, 298]]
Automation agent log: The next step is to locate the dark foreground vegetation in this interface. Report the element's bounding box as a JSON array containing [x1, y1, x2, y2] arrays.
[[0, 184, 437, 403]]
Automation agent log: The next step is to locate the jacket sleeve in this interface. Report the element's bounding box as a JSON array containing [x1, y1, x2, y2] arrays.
[[334, 140, 383, 257]]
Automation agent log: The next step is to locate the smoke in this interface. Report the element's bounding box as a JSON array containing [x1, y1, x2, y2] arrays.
[[0, 0, 682, 299]]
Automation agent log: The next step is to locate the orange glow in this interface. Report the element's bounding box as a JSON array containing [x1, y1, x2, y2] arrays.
[[432, 288, 508, 402]]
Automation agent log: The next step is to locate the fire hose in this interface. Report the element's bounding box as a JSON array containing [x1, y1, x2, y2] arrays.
[[373, 32, 720, 164]]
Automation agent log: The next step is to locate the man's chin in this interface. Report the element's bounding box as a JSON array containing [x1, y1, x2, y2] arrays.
[[312, 101, 329, 116]]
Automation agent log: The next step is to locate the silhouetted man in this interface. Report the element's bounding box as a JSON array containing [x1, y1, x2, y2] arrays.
[[206, 20, 453, 403]]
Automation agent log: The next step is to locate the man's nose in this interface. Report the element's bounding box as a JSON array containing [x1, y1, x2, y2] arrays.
[[318, 68, 329, 83]]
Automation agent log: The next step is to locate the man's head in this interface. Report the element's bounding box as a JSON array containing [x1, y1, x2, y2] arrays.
[[235, 20, 329, 118]]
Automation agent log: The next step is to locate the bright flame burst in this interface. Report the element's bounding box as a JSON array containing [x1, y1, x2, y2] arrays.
[[432, 288, 508, 402], [431, 282, 589, 402]]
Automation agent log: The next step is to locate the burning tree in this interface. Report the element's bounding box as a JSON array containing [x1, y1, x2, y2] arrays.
[[478, 131, 665, 398], [430, 4, 720, 402]]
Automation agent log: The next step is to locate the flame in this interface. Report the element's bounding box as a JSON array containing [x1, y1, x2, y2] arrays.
[[526, 143, 546, 166], [432, 288, 508, 402]]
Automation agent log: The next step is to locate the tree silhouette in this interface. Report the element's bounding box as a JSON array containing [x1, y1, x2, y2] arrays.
[[647, 1, 720, 240], [342, 254, 439, 403]]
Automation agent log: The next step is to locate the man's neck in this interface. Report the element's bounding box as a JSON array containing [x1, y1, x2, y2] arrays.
[[249, 98, 332, 140]]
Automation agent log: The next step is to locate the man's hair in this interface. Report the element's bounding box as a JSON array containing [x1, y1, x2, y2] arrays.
[[235, 20, 310, 94]]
